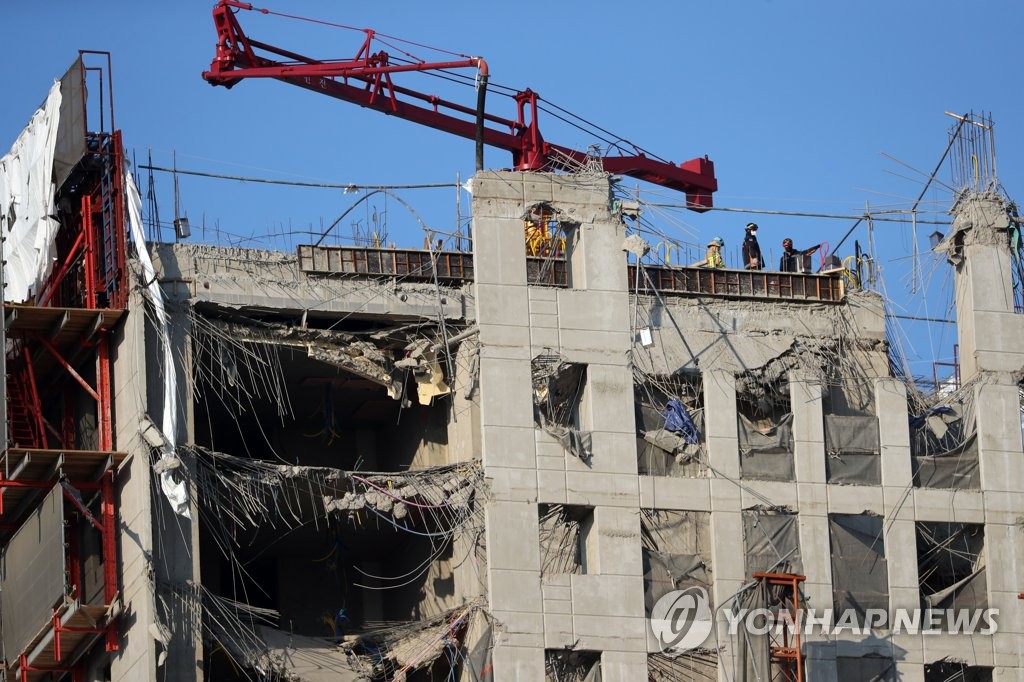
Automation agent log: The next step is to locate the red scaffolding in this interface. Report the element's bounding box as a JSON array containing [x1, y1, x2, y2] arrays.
[[2, 52, 129, 681], [751, 572, 807, 682]]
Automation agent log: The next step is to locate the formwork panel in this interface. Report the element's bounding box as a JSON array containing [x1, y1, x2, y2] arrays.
[[0, 484, 65, 659]]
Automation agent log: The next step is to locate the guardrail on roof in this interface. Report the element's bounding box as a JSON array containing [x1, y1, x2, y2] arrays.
[[630, 264, 845, 303], [297, 244, 567, 287], [296, 245, 845, 303]]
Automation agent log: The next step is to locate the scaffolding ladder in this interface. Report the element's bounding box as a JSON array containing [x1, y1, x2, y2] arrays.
[[751, 571, 807, 682]]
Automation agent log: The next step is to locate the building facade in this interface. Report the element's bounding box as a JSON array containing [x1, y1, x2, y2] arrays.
[[3, 98, 1024, 681]]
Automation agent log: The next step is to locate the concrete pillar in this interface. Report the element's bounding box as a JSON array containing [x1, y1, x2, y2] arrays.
[[153, 306, 203, 682], [601, 651, 647, 681], [702, 369, 744, 680], [894, 663, 927, 682], [874, 374, 923, 667], [472, 172, 647, 680], [791, 372, 825, 483], [946, 193, 1024, 380], [704, 370, 739, 478], [876, 377, 912, 488], [109, 289, 159, 681], [490, 646, 544, 681], [977, 381, 1024, 671], [943, 192, 1024, 673]]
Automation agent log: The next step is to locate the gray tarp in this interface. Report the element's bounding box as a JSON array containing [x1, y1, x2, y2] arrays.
[[911, 399, 980, 490], [533, 358, 592, 460], [54, 58, 88, 189], [742, 508, 803, 576], [825, 414, 882, 484], [829, 514, 889, 618], [916, 522, 988, 626], [735, 579, 774, 682], [827, 452, 881, 485], [641, 510, 712, 612], [738, 413, 795, 481], [836, 656, 897, 682], [913, 434, 980, 489], [825, 415, 881, 455]]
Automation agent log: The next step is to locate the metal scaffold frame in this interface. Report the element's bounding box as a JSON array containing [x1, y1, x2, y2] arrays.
[[751, 571, 807, 682], [2, 51, 129, 681]]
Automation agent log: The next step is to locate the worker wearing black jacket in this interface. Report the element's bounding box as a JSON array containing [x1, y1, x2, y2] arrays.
[[742, 223, 763, 270], [779, 238, 821, 273]]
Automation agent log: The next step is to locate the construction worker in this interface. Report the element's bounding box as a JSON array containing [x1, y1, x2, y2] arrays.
[[742, 223, 763, 270], [779, 238, 821, 273], [705, 236, 725, 268]]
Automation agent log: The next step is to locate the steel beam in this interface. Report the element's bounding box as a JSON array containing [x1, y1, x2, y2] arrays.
[[35, 334, 100, 402]]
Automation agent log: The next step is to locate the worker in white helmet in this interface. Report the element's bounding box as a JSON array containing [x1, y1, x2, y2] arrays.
[[742, 222, 763, 270]]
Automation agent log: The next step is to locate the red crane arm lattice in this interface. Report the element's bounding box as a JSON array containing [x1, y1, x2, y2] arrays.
[[202, 0, 718, 209]]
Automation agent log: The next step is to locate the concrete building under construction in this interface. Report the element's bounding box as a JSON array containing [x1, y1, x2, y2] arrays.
[[2, 44, 1024, 682]]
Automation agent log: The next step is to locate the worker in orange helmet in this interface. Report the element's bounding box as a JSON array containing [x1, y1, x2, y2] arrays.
[[705, 236, 725, 268], [779, 237, 821, 273]]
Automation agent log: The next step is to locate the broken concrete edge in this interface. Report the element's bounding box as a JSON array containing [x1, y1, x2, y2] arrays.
[[156, 578, 491, 680]]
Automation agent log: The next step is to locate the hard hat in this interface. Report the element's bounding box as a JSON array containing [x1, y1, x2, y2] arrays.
[[708, 236, 724, 246], [746, 222, 758, 231], [783, 238, 793, 247]]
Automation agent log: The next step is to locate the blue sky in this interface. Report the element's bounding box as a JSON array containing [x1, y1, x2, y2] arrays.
[[3, 1, 1022, 378]]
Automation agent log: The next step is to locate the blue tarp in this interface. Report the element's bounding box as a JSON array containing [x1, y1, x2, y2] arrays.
[[663, 399, 699, 444]]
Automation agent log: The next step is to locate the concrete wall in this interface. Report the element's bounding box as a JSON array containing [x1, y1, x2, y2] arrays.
[[949, 193, 1024, 380], [115, 180, 1024, 680], [471, 173, 1024, 681], [631, 289, 888, 379], [153, 243, 471, 322], [145, 243, 482, 680], [945, 193, 1024, 679], [473, 171, 647, 681], [108, 287, 159, 681], [110, 287, 200, 680]]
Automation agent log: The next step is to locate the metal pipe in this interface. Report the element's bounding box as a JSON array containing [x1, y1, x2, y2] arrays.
[[35, 335, 100, 401], [474, 59, 489, 172]]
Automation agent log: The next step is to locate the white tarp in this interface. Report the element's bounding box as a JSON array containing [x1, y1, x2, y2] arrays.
[[1, 82, 62, 302], [124, 165, 191, 519]]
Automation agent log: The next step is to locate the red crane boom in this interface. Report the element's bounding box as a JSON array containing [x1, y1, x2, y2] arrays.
[[202, 1, 718, 210]]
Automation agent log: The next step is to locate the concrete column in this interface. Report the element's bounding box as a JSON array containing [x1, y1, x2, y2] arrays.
[[490, 646, 544, 681], [978, 382, 1024, 671], [876, 377, 912, 488], [893, 663, 927, 682], [109, 290, 159, 681], [946, 193, 1024, 380], [473, 172, 649, 680], [486, 502, 544, 654], [877, 369, 922, 668], [472, 173, 537, 503], [601, 651, 647, 681], [791, 373, 825, 483], [796, 499, 831, 615], [703, 368, 744, 681], [155, 305, 203, 682], [704, 370, 739, 478], [977, 382, 1024, 493]]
